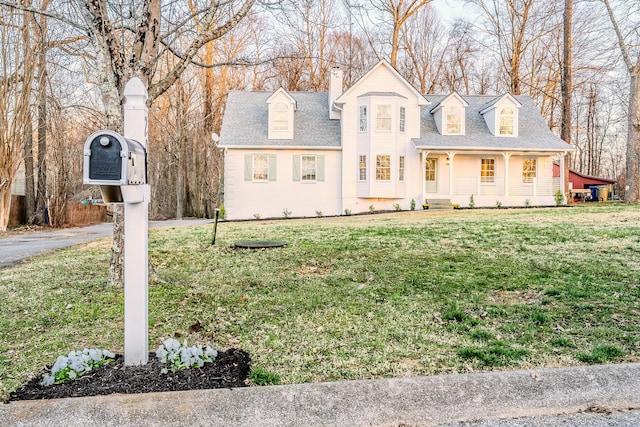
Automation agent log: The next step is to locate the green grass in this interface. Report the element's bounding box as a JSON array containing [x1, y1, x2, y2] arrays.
[[1, 204, 639, 399]]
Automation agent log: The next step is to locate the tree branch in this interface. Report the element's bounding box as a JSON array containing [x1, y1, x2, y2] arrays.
[[0, 0, 87, 32]]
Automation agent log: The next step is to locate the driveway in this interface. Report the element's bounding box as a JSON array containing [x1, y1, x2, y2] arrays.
[[0, 219, 213, 269]]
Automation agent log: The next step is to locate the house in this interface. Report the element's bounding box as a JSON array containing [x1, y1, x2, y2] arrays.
[[219, 60, 574, 220], [9, 163, 26, 225]]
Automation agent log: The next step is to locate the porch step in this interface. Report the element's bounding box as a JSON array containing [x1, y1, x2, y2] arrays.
[[425, 199, 453, 210]]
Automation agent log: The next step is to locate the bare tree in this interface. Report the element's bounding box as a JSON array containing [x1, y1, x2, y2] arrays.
[[561, 0, 572, 201], [602, 0, 640, 202], [0, 5, 35, 232], [348, 0, 432, 67], [0, 0, 256, 283], [400, 5, 448, 93]]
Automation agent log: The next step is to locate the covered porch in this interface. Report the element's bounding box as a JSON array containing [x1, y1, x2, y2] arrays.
[[419, 150, 567, 207]]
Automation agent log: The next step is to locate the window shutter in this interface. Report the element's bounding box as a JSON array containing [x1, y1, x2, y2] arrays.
[[317, 155, 325, 182], [244, 154, 252, 181], [268, 154, 277, 181], [292, 155, 300, 181]]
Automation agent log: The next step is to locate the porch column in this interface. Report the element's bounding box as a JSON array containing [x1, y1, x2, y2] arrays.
[[421, 151, 428, 203], [503, 152, 512, 197], [559, 152, 567, 204], [447, 151, 456, 198]]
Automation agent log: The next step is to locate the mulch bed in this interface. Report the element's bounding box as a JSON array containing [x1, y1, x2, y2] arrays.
[[7, 348, 250, 402]]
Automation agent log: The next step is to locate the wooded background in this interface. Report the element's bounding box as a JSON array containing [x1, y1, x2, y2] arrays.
[[0, 0, 638, 232]]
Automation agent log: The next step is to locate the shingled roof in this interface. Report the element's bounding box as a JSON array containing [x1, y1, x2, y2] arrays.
[[413, 95, 572, 152], [220, 90, 572, 153], [219, 91, 341, 149]]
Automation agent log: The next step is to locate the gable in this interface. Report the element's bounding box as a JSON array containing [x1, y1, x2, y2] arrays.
[[334, 60, 429, 108]]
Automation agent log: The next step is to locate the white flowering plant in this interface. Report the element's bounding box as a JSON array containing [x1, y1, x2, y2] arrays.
[[155, 338, 218, 373], [40, 349, 116, 386]]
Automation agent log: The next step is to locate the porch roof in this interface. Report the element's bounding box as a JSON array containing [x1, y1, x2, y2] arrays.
[[413, 95, 574, 153]]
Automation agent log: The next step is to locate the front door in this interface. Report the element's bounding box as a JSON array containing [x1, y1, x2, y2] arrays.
[[425, 158, 437, 193]]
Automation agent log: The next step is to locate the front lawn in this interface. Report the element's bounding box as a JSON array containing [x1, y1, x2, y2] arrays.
[[1, 204, 639, 399]]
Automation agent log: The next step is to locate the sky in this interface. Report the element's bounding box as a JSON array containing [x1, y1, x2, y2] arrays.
[[433, 0, 477, 23]]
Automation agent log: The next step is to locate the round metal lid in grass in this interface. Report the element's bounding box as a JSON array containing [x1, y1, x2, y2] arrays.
[[233, 240, 287, 249]]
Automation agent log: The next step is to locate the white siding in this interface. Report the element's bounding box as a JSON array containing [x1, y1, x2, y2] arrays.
[[340, 64, 425, 214], [223, 149, 341, 220]]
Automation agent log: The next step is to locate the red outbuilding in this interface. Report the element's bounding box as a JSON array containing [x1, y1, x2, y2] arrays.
[[553, 163, 616, 202]]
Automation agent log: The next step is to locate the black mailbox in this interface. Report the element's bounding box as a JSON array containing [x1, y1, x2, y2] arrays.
[[83, 130, 146, 186]]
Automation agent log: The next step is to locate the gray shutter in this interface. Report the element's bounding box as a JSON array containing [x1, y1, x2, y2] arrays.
[[292, 155, 300, 181], [268, 154, 277, 181], [317, 155, 325, 182], [244, 154, 252, 181]]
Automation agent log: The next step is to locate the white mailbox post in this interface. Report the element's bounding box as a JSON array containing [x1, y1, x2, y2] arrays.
[[122, 77, 150, 365]]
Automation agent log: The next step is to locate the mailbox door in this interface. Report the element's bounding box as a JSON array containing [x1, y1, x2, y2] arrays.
[[89, 134, 123, 182]]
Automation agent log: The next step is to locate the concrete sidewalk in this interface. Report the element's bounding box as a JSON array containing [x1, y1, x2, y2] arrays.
[[3, 363, 639, 426]]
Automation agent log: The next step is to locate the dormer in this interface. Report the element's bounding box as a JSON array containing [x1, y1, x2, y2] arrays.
[[430, 92, 469, 135], [267, 88, 296, 140], [479, 93, 522, 137]]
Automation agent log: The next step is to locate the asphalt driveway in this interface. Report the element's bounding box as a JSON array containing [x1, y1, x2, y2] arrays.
[[0, 219, 213, 269]]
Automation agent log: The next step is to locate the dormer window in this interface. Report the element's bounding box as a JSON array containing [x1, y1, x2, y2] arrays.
[[273, 103, 289, 131], [267, 88, 296, 140], [480, 93, 521, 137], [430, 92, 468, 136], [446, 106, 462, 134], [499, 107, 514, 135]]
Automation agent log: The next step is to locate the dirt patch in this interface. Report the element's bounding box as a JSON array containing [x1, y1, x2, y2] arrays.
[[7, 348, 250, 402]]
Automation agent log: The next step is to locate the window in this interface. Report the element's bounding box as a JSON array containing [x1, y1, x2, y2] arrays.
[[253, 154, 269, 181], [245, 154, 276, 181], [425, 158, 436, 181], [446, 106, 461, 134], [376, 155, 391, 180], [359, 106, 367, 132], [398, 156, 405, 181], [499, 107, 514, 135], [359, 155, 367, 181], [399, 106, 406, 132], [481, 158, 495, 183], [522, 158, 537, 183], [273, 103, 289, 131], [301, 155, 316, 181], [376, 105, 391, 131]]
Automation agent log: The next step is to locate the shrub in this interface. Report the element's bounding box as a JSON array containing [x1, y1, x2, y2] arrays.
[[495, 200, 502, 208], [469, 195, 475, 208], [524, 199, 531, 208], [218, 205, 226, 219], [369, 204, 376, 213], [344, 208, 352, 215], [410, 199, 416, 210], [393, 203, 401, 211], [253, 213, 261, 220], [554, 191, 564, 206], [282, 208, 292, 218], [315, 210, 323, 217]]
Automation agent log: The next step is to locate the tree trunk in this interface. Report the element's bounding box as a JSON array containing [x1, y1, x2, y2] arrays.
[[0, 182, 12, 232], [561, 0, 572, 202], [35, 46, 47, 224], [23, 110, 36, 222], [627, 72, 640, 202]]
